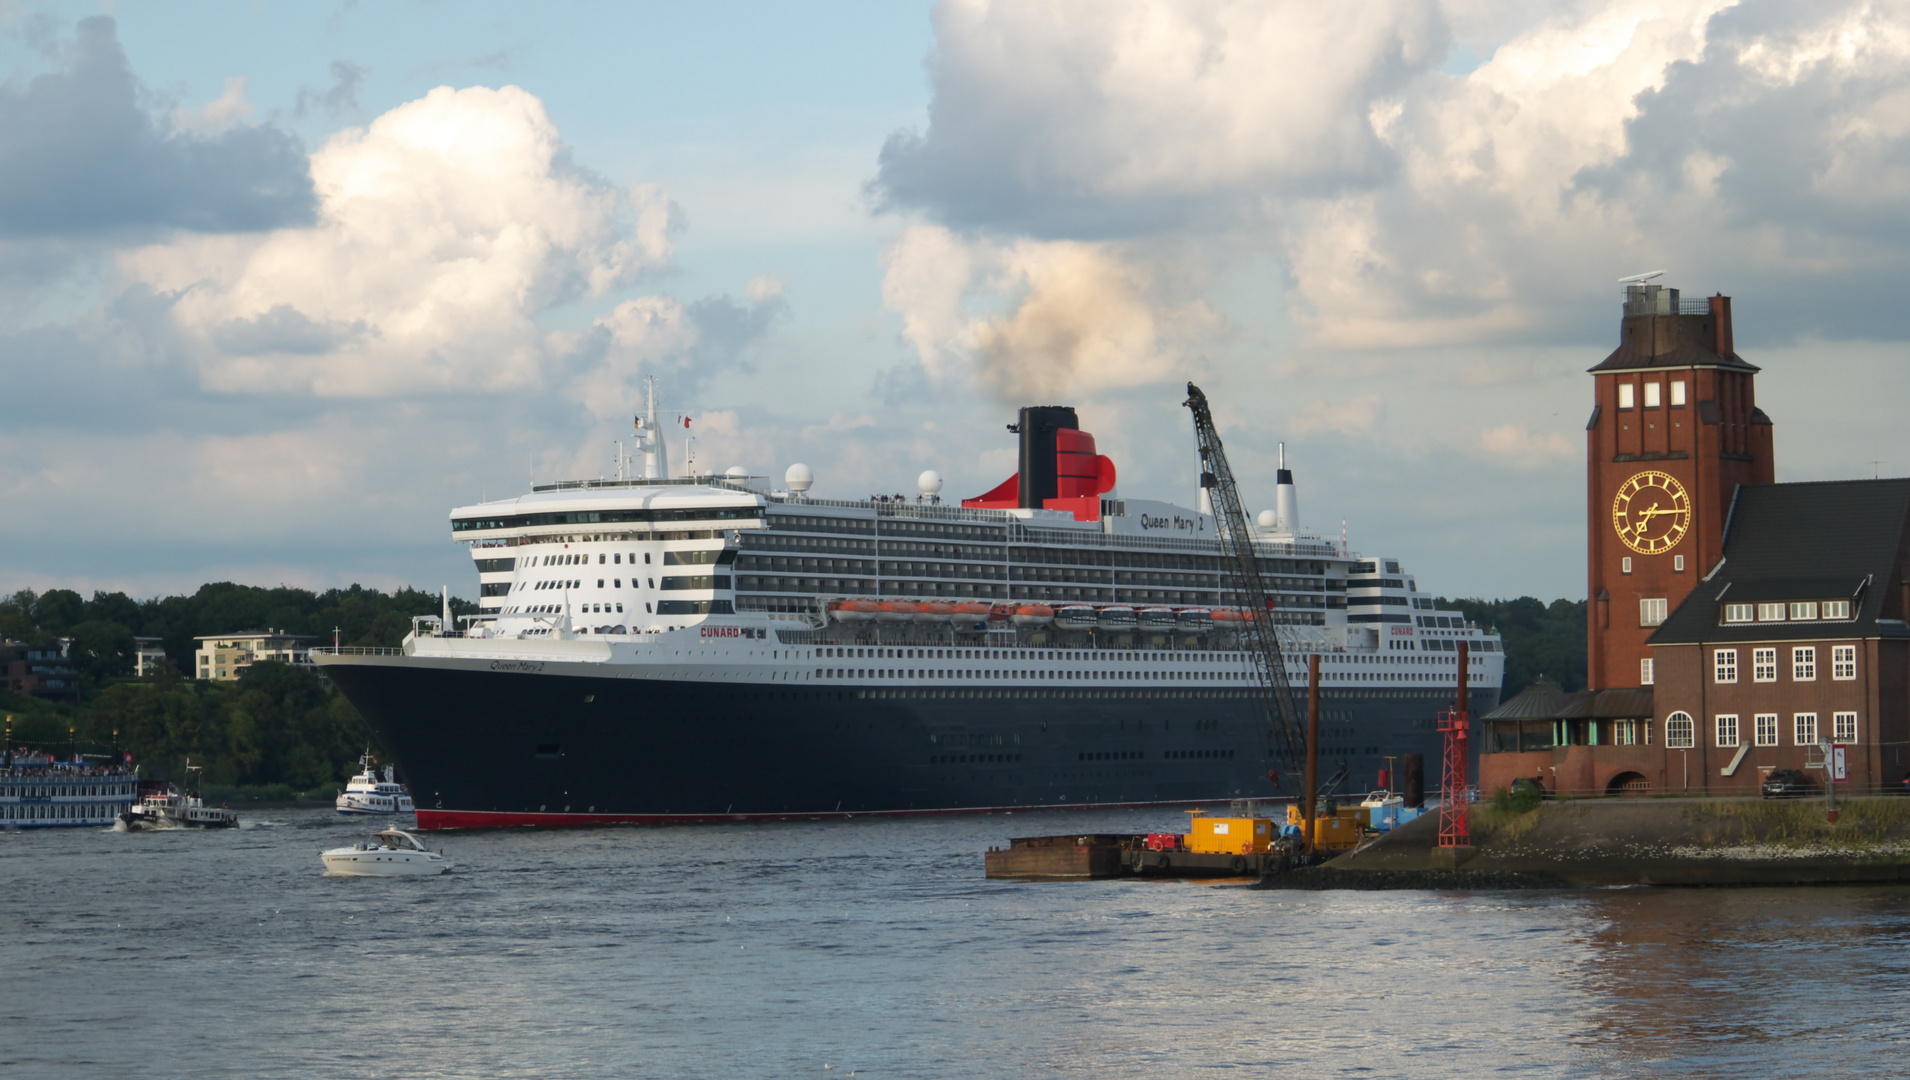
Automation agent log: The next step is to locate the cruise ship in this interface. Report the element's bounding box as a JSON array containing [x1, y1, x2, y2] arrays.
[[315, 402, 1503, 829]]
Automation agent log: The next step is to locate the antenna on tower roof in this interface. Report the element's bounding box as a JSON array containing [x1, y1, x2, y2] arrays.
[[1617, 269, 1667, 284]]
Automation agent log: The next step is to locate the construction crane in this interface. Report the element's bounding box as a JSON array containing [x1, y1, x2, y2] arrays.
[[1183, 383, 1306, 777]]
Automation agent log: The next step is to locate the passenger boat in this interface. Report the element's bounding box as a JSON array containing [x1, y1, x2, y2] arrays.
[[1, 750, 139, 828], [335, 752, 416, 816], [319, 828, 450, 876], [314, 399, 1504, 829]]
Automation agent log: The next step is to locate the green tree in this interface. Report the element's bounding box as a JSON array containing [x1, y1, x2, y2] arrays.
[[66, 620, 136, 685], [1439, 596, 1589, 701], [33, 589, 85, 634]]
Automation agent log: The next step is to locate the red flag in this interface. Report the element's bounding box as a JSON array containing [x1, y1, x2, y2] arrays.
[[682, 416, 692, 428]]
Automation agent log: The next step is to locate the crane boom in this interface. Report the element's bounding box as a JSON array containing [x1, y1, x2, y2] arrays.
[[1183, 383, 1305, 773]]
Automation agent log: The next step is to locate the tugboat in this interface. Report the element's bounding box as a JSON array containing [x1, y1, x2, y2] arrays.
[[319, 827, 449, 876], [334, 751, 415, 816], [118, 762, 239, 830]]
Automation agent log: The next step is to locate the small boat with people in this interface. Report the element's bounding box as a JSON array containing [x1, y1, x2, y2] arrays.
[[335, 751, 416, 816], [320, 828, 450, 876], [118, 763, 239, 830]]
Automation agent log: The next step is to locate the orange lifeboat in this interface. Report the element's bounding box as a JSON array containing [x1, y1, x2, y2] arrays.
[[918, 601, 955, 623], [877, 600, 917, 623], [830, 599, 879, 624], [1011, 603, 1055, 626], [950, 602, 991, 626], [1211, 608, 1246, 629]]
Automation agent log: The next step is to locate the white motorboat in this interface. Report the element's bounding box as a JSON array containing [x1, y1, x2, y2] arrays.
[[335, 752, 415, 816], [320, 828, 450, 876]]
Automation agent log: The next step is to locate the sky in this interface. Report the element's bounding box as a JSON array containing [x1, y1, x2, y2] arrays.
[[3, 0, 1908, 605]]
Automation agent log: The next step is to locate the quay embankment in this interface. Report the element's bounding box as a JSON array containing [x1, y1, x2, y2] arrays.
[[1263, 796, 1910, 888]]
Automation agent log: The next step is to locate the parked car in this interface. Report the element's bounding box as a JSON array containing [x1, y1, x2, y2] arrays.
[[1761, 769, 1817, 799]]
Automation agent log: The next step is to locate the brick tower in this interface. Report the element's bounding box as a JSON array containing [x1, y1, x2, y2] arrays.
[[1585, 280, 1774, 690]]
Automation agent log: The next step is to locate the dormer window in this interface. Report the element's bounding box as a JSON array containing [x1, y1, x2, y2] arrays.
[[1644, 382, 1662, 407], [1789, 602, 1818, 621], [1824, 600, 1851, 619], [1670, 380, 1686, 406], [1618, 383, 1635, 409], [1757, 603, 1786, 621], [1723, 603, 1754, 623]]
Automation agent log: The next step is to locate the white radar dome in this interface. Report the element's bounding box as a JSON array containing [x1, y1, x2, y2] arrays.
[[1257, 509, 1277, 528], [918, 470, 944, 496], [725, 465, 749, 478], [785, 463, 814, 493]]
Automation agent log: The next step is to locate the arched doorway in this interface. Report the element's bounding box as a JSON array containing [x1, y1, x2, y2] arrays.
[[1605, 771, 1650, 796]]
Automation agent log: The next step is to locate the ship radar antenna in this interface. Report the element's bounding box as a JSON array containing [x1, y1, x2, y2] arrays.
[[1617, 269, 1667, 284]]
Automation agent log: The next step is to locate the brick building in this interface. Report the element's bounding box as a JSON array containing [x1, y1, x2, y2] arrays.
[[1480, 280, 1910, 795]]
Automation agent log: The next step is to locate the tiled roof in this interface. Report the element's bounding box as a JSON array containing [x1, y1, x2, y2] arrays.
[[1649, 478, 1910, 645]]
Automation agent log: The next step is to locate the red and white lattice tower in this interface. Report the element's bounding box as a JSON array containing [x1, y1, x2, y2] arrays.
[[1437, 707, 1470, 848]]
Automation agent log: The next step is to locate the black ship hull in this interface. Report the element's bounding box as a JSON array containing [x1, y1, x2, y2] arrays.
[[320, 657, 1496, 829]]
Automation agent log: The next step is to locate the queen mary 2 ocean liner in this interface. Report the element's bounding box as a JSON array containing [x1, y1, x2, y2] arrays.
[[314, 400, 1503, 829]]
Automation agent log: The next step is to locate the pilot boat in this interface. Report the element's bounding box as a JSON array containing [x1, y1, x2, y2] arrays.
[[334, 752, 416, 816], [319, 827, 450, 876]]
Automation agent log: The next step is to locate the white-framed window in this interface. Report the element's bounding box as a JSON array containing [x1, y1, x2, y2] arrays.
[[1832, 645, 1857, 680], [1757, 603, 1786, 622], [1834, 712, 1858, 743], [1790, 602, 1818, 621], [1641, 598, 1668, 626], [1618, 382, 1635, 409], [1670, 380, 1687, 406], [1666, 711, 1695, 748], [1644, 381, 1662, 407], [1824, 600, 1851, 619], [1715, 648, 1738, 683], [1792, 646, 1815, 681], [1622, 556, 1633, 574], [1716, 714, 1740, 748], [1753, 647, 1777, 682], [1794, 713, 1818, 746], [1674, 554, 1685, 572], [1754, 713, 1779, 746], [1641, 657, 1655, 685], [1724, 603, 1754, 623]]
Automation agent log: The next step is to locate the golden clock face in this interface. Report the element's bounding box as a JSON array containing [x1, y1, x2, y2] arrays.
[[1612, 470, 1690, 554]]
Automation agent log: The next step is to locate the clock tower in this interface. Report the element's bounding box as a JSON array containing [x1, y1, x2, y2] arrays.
[[1586, 280, 1773, 690]]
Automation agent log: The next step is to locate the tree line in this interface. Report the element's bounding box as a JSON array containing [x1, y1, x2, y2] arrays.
[[1, 583, 473, 791], [1439, 596, 1589, 701]]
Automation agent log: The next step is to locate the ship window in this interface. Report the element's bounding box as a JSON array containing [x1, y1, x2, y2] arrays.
[[614, 554, 621, 564], [645, 553, 652, 564]]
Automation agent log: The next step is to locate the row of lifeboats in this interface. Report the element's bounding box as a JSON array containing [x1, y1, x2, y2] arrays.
[[826, 600, 1252, 632]]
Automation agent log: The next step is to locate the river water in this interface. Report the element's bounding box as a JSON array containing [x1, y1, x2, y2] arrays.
[[4, 807, 1907, 1078]]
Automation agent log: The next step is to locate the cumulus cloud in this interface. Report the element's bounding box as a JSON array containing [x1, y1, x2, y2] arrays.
[[881, 224, 1220, 399], [873, 0, 1446, 235], [117, 84, 681, 396], [0, 17, 313, 236], [567, 274, 789, 417], [878, 0, 1910, 350]]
